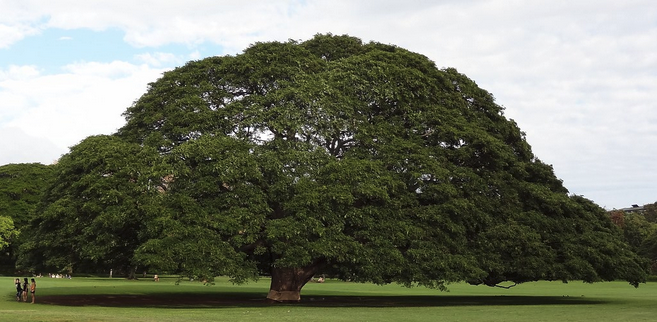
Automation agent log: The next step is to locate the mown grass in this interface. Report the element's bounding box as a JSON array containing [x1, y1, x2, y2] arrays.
[[1, 276, 656, 321]]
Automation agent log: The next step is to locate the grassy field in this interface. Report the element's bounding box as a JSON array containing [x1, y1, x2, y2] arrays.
[[1, 276, 656, 321]]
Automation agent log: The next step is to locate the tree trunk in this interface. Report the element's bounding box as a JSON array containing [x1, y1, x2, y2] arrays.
[[266, 260, 325, 302], [127, 266, 138, 280]]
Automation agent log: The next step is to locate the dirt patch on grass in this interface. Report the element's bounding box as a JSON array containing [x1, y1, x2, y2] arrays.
[[39, 294, 268, 307], [38, 294, 606, 308]]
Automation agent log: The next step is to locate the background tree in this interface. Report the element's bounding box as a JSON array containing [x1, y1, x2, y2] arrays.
[[116, 34, 647, 301], [18, 135, 165, 277], [0, 216, 18, 252], [643, 202, 657, 223], [622, 213, 655, 252], [609, 203, 657, 274], [0, 163, 54, 272], [639, 228, 657, 274]]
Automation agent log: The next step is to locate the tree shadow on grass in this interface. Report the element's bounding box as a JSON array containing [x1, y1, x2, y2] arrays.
[[38, 292, 608, 308]]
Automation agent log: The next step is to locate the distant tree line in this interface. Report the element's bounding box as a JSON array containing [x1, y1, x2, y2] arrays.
[[0, 163, 54, 272], [609, 203, 657, 274]]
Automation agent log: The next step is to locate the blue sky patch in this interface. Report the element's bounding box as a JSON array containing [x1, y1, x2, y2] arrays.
[[0, 28, 226, 74]]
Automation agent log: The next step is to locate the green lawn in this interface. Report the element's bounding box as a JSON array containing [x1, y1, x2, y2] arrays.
[[1, 276, 656, 321]]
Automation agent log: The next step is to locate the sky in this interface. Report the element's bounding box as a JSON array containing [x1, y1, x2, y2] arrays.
[[0, 0, 655, 210]]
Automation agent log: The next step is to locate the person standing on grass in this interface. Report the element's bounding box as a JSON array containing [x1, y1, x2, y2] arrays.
[[14, 278, 22, 301], [22, 278, 29, 302], [30, 278, 36, 304]]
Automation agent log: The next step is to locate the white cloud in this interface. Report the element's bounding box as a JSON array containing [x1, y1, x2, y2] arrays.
[[0, 65, 42, 124], [0, 126, 62, 165], [134, 52, 182, 67], [1, 0, 304, 51], [0, 65, 40, 80], [188, 50, 202, 61], [0, 23, 40, 48], [0, 62, 167, 163], [62, 60, 149, 78]]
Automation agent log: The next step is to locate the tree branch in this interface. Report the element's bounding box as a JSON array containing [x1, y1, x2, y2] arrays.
[[491, 283, 518, 289]]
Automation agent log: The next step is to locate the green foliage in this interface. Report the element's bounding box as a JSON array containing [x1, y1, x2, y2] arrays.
[[0, 163, 55, 227], [24, 34, 647, 293], [623, 213, 656, 251], [0, 215, 18, 251], [118, 34, 646, 290], [19, 135, 166, 276], [0, 163, 54, 268], [639, 228, 657, 271], [643, 202, 657, 223], [607, 205, 657, 275]]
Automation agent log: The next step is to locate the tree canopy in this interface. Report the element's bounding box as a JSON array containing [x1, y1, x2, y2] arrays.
[[18, 136, 165, 276], [23, 34, 647, 301], [609, 203, 657, 274], [0, 163, 55, 227], [0, 163, 54, 269], [0, 216, 18, 253]]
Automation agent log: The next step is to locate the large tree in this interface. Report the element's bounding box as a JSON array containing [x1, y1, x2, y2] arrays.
[[115, 34, 647, 301], [24, 34, 645, 300]]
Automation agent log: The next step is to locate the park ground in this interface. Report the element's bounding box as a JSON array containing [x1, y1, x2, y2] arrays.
[[2, 276, 657, 321]]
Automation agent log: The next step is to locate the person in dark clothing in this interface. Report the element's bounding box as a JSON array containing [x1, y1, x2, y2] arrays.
[[22, 278, 29, 302], [14, 278, 22, 301]]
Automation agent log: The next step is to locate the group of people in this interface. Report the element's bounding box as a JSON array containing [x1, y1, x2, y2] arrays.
[[14, 278, 36, 304], [48, 273, 71, 279], [311, 276, 325, 283]]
